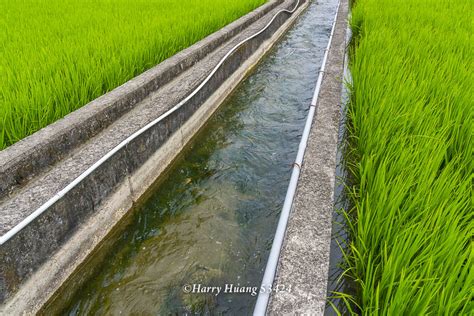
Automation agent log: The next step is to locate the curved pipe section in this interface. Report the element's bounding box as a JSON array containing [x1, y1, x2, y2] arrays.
[[0, 0, 301, 246], [253, 0, 341, 314]]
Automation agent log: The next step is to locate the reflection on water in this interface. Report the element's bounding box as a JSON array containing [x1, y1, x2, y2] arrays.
[[60, 0, 339, 314]]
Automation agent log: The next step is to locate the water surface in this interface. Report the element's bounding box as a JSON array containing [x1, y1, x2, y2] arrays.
[[62, 0, 339, 314]]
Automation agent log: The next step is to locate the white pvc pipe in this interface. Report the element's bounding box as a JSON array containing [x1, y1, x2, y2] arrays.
[[0, 0, 301, 246], [253, 1, 341, 314]]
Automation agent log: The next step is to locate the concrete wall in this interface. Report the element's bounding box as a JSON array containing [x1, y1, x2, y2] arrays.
[[268, 0, 349, 313]]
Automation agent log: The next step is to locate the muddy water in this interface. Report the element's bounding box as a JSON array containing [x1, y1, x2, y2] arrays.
[[60, 0, 339, 314]]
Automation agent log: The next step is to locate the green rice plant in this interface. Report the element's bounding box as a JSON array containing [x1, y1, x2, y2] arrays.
[[341, 0, 474, 314], [0, 0, 266, 149]]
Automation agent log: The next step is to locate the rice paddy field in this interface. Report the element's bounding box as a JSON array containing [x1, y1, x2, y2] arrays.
[[0, 0, 266, 149], [340, 0, 473, 314]]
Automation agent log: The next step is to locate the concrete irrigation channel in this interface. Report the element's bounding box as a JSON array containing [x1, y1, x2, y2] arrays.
[[0, 0, 349, 314]]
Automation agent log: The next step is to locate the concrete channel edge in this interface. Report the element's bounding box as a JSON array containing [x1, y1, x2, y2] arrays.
[[267, 0, 349, 314]]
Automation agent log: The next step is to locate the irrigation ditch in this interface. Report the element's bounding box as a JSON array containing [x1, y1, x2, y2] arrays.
[[0, 0, 350, 314]]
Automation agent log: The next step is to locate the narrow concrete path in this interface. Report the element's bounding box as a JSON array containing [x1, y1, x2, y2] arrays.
[[268, 0, 349, 313]]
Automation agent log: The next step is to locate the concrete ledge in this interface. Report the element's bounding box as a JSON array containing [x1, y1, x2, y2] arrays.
[[0, 0, 282, 200], [0, 0, 308, 312], [268, 0, 349, 314]]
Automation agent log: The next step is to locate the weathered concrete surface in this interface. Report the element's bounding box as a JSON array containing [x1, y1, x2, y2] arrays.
[[268, 0, 349, 314], [0, 1, 283, 200], [0, 0, 308, 313]]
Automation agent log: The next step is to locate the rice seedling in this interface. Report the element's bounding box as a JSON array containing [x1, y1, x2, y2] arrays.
[[0, 0, 266, 149], [339, 0, 473, 314]]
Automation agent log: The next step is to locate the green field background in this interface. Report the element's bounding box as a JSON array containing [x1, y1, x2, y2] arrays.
[[341, 0, 473, 314], [0, 0, 266, 149]]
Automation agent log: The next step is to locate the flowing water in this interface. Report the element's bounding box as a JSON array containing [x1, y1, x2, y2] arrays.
[[59, 0, 339, 314]]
